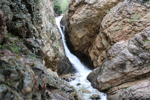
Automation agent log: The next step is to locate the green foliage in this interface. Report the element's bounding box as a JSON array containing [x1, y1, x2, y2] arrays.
[[54, 0, 62, 14], [130, 14, 141, 22], [60, 0, 68, 13], [11, 43, 20, 54], [7, 33, 13, 38], [1, 33, 20, 54], [123, 87, 129, 89], [119, 95, 122, 99], [54, 0, 68, 14], [41, 11, 44, 17], [52, 46, 56, 50], [146, 63, 150, 67], [1, 42, 20, 54], [56, 43, 59, 48], [50, 33, 56, 41], [106, 10, 110, 14], [44, 34, 49, 39], [57, 51, 59, 56]]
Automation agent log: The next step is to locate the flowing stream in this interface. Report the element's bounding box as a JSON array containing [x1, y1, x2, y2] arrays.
[[55, 16, 107, 100]]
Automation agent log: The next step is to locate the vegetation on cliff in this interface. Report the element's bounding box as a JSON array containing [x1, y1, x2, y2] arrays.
[[0, 0, 79, 99]]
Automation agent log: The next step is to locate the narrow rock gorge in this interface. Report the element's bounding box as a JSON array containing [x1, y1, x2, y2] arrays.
[[64, 0, 150, 99], [1, 0, 150, 100]]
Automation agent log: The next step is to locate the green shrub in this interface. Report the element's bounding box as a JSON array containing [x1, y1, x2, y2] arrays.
[[54, 0, 62, 14], [60, 0, 68, 13], [54, 0, 68, 14]]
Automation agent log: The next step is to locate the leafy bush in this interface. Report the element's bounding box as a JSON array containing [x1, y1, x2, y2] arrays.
[[60, 0, 68, 13], [54, 0, 68, 15], [54, 0, 62, 15]]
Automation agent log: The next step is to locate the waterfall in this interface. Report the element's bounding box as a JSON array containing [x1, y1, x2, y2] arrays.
[[55, 16, 107, 100]]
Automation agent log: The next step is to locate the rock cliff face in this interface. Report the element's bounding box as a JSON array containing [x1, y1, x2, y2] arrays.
[[88, 26, 150, 100], [65, 0, 150, 99], [66, 0, 150, 67], [0, 0, 78, 99], [65, 0, 122, 66]]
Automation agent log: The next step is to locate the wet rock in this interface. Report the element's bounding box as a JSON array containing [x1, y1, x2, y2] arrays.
[[60, 74, 76, 82], [57, 56, 76, 75], [90, 94, 101, 99], [77, 83, 81, 86], [61, 10, 68, 26], [88, 26, 150, 99]]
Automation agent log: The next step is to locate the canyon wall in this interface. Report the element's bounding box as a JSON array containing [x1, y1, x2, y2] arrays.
[[65, 0, 150, 99], [0, 0, 78, 99], [66, 0, 150, 67]]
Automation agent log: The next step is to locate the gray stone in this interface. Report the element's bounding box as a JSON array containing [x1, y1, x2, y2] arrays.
[[0, 74, 5, 82], [90, 94, 101, 99]]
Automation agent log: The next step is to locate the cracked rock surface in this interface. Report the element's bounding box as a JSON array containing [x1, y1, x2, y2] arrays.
[[87, 26, 150, 100]]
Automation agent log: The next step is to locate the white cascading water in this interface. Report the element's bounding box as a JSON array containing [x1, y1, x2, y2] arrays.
[[55, 16, 107, 100]]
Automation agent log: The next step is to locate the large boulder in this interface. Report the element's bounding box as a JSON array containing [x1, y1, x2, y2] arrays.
[[87, 26, 150, 100], [65, 0, 150, 67]]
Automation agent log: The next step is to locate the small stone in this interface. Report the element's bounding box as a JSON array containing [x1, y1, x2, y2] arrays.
[[90, 94, 101, 99], [0, 74, 5, 82], [22, 85, 31, 95], [64, 87, 74, 92], [10, 73, 19, 81], [76, 83, 81, 86]]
